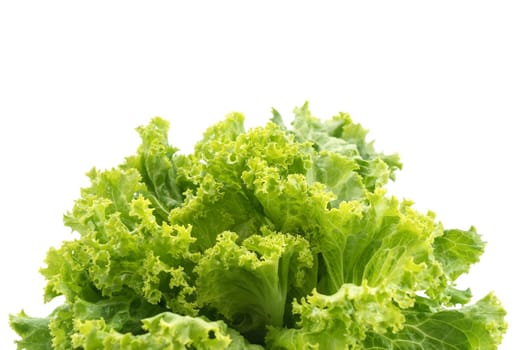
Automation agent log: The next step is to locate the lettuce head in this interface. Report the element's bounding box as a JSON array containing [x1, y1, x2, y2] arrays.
[[10, 103, 507, 349]]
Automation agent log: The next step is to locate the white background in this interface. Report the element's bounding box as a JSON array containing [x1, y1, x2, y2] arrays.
[[1, 1, 516, 348]]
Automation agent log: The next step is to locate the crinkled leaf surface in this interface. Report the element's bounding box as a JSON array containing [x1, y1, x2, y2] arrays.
[[72, 312, 263, 350], [10, 104, 506, 349], [195, 229, 315, 343]]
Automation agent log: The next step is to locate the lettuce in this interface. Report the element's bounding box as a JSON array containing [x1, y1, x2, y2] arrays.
[[10, 103, 507, 349]]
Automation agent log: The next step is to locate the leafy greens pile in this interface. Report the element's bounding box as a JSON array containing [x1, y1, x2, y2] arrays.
[[11, 104, 507, 349]]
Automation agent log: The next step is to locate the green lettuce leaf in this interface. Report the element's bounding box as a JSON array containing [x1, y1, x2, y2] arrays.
[[43, 191, 199, 315], [124, 117, 186, 221], [72, 312, 263, 350], [266, 283, 405, 349], [433, 227, 485, 282], [195, 229, 315, 343], [267, 288, 506, 350], [364, 293, 507, 350], [10, 311, 53, 350], [290, 102, 402, 190]]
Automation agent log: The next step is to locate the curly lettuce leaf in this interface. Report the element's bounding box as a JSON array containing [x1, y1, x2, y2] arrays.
[[267, 283, 404, 349], [124, 117, 186, 221], [267, 289, 506, 350], [290, 102, 402, 190], [10, 295, 172, 349], [43, 178, 199, 315], [72, 312, 263, 350], [169, 115, 309, 251], [195, 230, 315, 343]]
